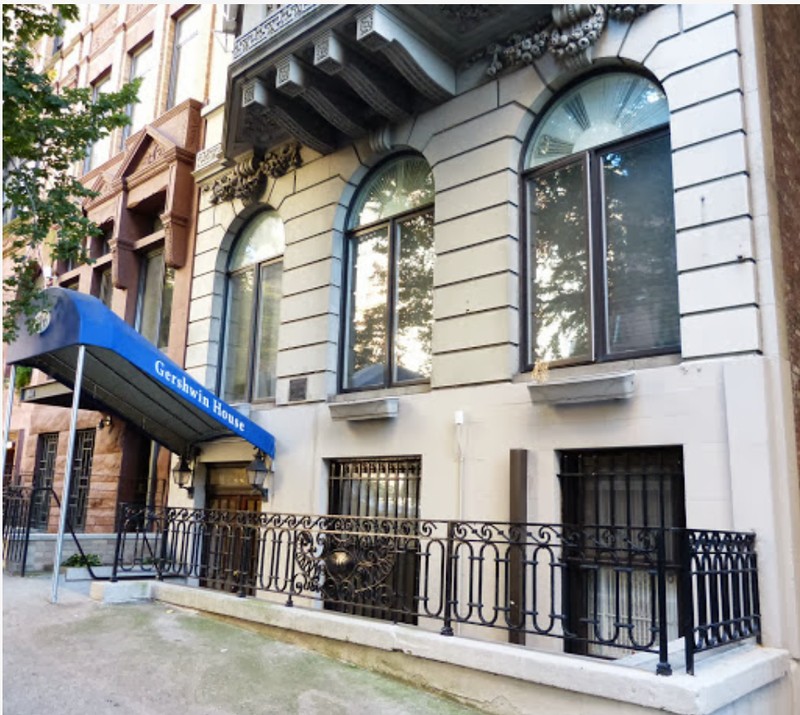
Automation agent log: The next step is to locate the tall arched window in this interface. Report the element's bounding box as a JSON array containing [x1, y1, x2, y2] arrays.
[[220, 211, 285, 403], [524, 72, 680, 367], [342, 155, 435, 390]]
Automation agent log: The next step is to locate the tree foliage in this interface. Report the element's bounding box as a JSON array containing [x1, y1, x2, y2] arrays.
[[2, 4, 138, 342]]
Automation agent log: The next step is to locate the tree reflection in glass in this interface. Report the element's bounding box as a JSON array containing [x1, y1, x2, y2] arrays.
[[221, 269, 255, 402], [530, 161, 590, 363], [346, 228, 389, 388], [395, 212, 434, 381]]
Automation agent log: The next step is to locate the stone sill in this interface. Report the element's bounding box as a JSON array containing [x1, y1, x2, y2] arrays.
[[328, 397, 399, 421], [94, 580, 790, 715], [528, 371, 635, 405]]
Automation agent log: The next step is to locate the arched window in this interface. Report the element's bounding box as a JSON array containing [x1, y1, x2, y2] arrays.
[[524, 72, 680, 366], [220, 210, 285, 403], [342, 155, 435, 390]]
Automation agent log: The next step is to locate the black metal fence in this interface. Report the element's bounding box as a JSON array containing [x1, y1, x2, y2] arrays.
[[110, 506, 759, 674], [2, 486, 106, 579], [2, 486, 36, 574]]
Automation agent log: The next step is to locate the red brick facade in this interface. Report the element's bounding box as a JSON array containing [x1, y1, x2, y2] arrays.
[[761, 6, 800, 476]]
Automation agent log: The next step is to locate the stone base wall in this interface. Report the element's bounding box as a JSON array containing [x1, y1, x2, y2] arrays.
[[6, 533, 118, 573]]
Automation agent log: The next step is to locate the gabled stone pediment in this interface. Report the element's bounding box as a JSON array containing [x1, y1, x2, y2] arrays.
[[114, 126, 177, 181]]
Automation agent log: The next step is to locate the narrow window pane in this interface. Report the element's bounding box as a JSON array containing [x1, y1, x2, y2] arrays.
[[169, 9, 201, 108], [252, 261, 282, 400], [137, 251, 165, 346], [394, 211, 434, 382], [529, 161, 591, 363], [128, 43, 155, 134], [221, 270, 255, 402], [603, 135, 680, 355], [345, 228, 389, 388], [99, 268, 113, 307]]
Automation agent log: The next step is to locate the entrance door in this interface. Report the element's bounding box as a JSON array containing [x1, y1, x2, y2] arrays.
[[203, 465, 261, 595]]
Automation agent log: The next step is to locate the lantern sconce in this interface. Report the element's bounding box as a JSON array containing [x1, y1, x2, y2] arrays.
[[246, 449, 273, 500], [172, 454, 195, 498], [97, 415, 112, 430]]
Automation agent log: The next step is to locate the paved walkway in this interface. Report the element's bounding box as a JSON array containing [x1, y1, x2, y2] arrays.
[[3, 574, 487, 715]]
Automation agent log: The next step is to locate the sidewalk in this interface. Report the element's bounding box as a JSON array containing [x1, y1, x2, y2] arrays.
[[3, 574, 487, 715]]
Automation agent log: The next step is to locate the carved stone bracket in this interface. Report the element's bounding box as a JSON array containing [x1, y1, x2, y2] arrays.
[[480, 4, 654, 75], [204, 143, 303, 205]]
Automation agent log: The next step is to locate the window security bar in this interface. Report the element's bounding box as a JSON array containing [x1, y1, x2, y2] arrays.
[[111, 506, 760, 676]]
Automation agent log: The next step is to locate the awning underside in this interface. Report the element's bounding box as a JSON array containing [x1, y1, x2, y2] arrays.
[[23, 345, 237, 457]]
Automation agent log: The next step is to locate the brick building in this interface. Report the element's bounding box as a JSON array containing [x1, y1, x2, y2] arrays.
[[3, 4, 224, 564]]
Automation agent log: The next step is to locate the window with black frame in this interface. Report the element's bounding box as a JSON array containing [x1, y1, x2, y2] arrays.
[[342, 155, 435, 391], [219, 210, 284, 403], [524, 72, 680, 368]]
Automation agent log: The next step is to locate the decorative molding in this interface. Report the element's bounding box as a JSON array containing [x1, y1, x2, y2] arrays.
[[436, 5, 505, 33], [314, 30, 409, 122], [480, 4, 655, 75], [355, 6, 455, 103], [233, 5, 317, 61], [195, 143, 223, 172], [204, 143, 303, 205]]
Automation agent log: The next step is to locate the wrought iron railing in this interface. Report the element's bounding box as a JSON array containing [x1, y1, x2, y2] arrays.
[[2, 486, 106, 579], [110, 505, 760, 675], [2, 486, 36, 573]]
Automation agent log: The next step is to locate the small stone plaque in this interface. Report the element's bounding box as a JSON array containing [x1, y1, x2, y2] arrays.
[[288, 377, 307, 402]]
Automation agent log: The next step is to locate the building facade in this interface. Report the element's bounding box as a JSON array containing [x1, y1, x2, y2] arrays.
[[176, 3, 799, 713], [4, 4, 224, 565], [4, 3, 799, 713]]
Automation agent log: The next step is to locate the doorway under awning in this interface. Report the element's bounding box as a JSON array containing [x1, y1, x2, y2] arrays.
[[5, 287, 275, 460]]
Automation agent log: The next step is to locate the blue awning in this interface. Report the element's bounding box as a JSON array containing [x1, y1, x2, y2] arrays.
[[6, 287, 275, 459]]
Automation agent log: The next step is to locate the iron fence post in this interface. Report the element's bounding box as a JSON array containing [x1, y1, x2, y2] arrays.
[[20, 487, 36, 578], [158, 509, 170, 581], [237, 523, 251, 598], [440, 520, 455, 636], [111, 502, 125, 583], [680, 529, 695, 675], [656, 529, 672, 676]]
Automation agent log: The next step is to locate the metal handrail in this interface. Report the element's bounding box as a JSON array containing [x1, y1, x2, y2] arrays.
[[112, 505, 761, 675]]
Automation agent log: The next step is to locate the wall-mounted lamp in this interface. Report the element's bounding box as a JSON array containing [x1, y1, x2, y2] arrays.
[[246, 450, 273, 500], [172, 455, 194, 498], [97, 415, 112, 430]]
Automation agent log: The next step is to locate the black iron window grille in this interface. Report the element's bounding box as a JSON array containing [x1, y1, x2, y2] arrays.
[[328, 457, 422, 622], [31, 433, 58, 530], [560, 447, 685, 662], [67, 429, 95, 531]]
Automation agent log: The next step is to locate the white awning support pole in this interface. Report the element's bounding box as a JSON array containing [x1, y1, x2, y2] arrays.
[[1, 365, 16, 481], [51, 345, 86, 604]]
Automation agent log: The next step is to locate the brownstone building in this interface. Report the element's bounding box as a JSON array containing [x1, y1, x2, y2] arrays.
[[3, 4, 225, 565]]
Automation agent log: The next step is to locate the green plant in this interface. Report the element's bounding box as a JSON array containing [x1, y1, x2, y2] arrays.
[[63, 553, 102, 568], [14, 365, 32, 391]]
